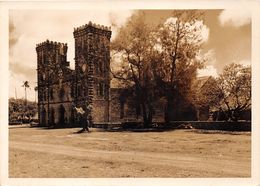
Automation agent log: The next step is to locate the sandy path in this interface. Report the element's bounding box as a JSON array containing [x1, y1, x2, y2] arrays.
[[9, 128, 251, 177], [10, 140, 249, 176]]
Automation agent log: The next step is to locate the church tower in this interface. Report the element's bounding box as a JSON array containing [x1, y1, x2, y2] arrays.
[[36, 40, 70, 127], [73, 22, 112, 123]]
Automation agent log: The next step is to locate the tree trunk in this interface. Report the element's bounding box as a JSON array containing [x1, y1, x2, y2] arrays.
[[165, 90, 174, 124], [141, 102, 148, 128], [196, 109, 200, 121], [147, 103, 153, 126], [165, 98, 169, 124], [231, 109, 240, 122], [24, 87, 27, 105]]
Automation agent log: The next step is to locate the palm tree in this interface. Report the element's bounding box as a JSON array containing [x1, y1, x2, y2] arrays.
[[22, 81, 30, 105]]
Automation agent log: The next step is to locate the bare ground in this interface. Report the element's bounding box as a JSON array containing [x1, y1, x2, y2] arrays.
[[9, 126, 251, 178]]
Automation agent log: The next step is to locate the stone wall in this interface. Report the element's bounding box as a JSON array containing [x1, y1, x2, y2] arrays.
[[109, 88, 142, 122], [109, 88, 123, 122], [169, 121, 251, 131], [92, 100, 109, 122]]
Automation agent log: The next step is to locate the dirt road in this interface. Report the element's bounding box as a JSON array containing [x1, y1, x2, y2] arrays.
[[9, 127, 251, 177]]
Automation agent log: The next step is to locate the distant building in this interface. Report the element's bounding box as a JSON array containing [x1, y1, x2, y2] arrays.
[[192, 76, 216, 121]]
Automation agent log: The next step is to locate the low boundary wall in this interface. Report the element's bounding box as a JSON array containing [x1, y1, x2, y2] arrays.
[[168, 121, 251, 131], [119, 121, 251, 131]]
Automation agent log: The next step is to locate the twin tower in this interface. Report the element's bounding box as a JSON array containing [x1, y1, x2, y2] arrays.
[[36, 22, 112, 127]]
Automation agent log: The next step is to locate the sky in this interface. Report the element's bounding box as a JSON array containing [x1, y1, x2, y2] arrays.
[[9, 9, 251, 101]]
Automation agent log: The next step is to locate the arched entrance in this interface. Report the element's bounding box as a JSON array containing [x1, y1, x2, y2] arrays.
[[41, 108, 46, 126], [59, 105, 65, 126], [50, 108, 55, 126]]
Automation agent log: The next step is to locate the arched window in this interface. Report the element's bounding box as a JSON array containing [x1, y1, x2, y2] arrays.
[[59, 105, 65, 125], [97, 83, 104, 97]]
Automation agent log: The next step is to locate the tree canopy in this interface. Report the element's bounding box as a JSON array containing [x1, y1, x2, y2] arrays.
[[9, 98, 37, 122], [217, 63, 251, 121], [111, 12, 158, 126], [193, 63, 251, 121], [111, 10, 210, 124]]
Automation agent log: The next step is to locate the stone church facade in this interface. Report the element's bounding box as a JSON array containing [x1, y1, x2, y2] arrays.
[[36, 22, 114, 127]]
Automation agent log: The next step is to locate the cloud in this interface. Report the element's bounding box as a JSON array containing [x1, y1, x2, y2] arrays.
[[196, 49, 216, 66], [9, 63, 35, 80], [238, 59, 251, 66], [9, 20, 19, 49], [9, 72, 36, 101], [197, 50, 218, 77], [218, 9, 251, 27], [197, 65, 218, 78], [193, 20, 209, 43], [109, 10, 133, 28], [203, 49, 216, 65], [197, 58, 251, 78]]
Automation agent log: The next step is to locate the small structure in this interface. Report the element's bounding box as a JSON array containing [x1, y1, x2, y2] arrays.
[[193, 76, 217, 121]]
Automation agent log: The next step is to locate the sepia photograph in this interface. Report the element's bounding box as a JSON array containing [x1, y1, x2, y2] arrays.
[[7, 8, 252, 178], [0, 1, 259, 185]]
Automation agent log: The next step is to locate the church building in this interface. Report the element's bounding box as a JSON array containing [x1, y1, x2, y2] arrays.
[[36, 22, 115, 127]]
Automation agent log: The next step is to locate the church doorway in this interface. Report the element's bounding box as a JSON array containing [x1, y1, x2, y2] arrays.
[[59, 105, 65, 126], [50, 108, 55, 126], [41, 108, 46, 126]]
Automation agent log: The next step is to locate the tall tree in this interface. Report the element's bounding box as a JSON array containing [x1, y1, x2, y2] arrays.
[[111, 12, 157, 127], [217, 63, 251, 121], [22, 81, 30, 105], [153, 10, 208, 122], [193, 63, 251, 121]]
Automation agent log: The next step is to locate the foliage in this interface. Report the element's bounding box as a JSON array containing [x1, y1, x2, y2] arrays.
[[193, 63, 251, 121], [154, 10, 207, 84], [9, 98, 37, 122], [153, 11, 208, 122], [111, 12, 158, 126], [22, 81, 30, 88], [112, 10, 252, 123], [217, 63, 251, 121], [111, 10, 210, 123], [22, 81, 30, 105], [192, 76, 222, 110]]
